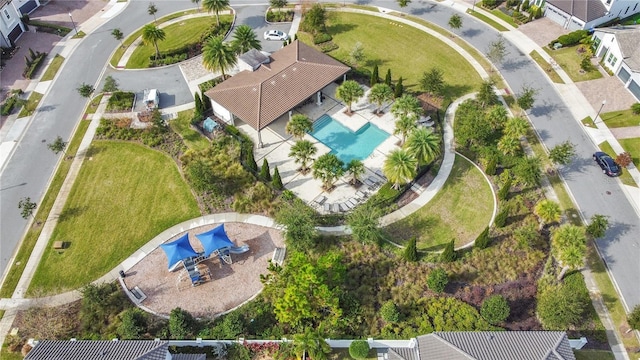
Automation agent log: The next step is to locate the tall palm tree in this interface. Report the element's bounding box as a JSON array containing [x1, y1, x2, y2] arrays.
[[313, 153, 345, 190], [335, 80, 364, 114], [383, 149, 417, 189], [406, 127, 440, 166], [285, 114, 313, 139], [394, 115, 416, 146], [346, 159, 365, 185], [552, 224, 586, 280], [202, 36, 237, 79], [232, 24, 261, 55], [142, 24, 166, 60], [391, 94, 422, 120], [504, 116, 529, 138], [289, 140, 317, 173], [202, 0, 230, 26], [293, 327, 331, 360], [497, 135, 521, 156], [534, 199, 561, 230], [368, 83, 393, 115]]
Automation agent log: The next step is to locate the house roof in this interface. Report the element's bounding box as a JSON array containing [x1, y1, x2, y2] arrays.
[[205, 40, 350, 130], [413, 332, 576, 360], [596, 26, 640, 72], [547, 0, 607, 22], [238, 49, 270, 70], [0, 0, 11, 8], [25, 340, 170, 360]]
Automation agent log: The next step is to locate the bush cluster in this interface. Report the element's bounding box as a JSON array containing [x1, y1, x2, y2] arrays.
[[313, 32, 332, 44], [349, 340, 370, 359], [28, 20, 71, 36], [1, 91, 24, 116], [267, 10, 294, 22], [23, 48, 47, 79], [549, 30, 589, 48], [106, 91, 135, 112]]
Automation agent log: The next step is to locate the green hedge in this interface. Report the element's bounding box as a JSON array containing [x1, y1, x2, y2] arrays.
[[313, 32, 332, 44], [1, 94, 23, 116], [23, 49, 47, 79], [28, 20, 71, 36]]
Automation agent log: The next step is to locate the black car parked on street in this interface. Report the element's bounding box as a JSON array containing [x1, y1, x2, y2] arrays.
[[593, 151, 621, 177]]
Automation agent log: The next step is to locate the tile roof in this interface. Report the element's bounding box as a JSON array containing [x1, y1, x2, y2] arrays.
[[547, 0, 607, 22], [205, 40, 350, 130], [238, 49, 270, 70], [414, 332, 576, 360], [598, 26, 640, 72], [172, 354, 207, 360], [25, 340, 170, 360]]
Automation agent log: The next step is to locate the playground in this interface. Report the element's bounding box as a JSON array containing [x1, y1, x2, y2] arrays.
[[122, 222, 285, 319]]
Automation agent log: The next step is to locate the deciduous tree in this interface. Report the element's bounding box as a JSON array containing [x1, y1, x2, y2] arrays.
[[47, 135, 68, 156], [77, 83, 94, 98], [420, 67, 445, 96], [586, 214, 608, 239], [548, 141, 576, 165], [275, 200, 317, 251], [427, 268, 448, 293], [481, 295, 510, 325], [448, 14, 463, 36], [18, 197, 37, 221], [486, 35, 509, 70], [516, 85, 537, 115], [111, 28, 124, 48]]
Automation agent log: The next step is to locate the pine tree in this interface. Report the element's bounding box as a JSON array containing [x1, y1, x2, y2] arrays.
[[404, 237, 418, 262], [385, 69, 392, 88], [246, 148, 258, 173], [370, 64, 379, 88], [200, 91, 211, 110], [440, 240, 456, 262], [394, 77, 404, 98], [498, 176, 512, 201], [272, 166, 284, 190], [474, 226, 491, 249], [260, 158, 271, 181], [494, 207, 509, 228], [194, 92, 203, 116]]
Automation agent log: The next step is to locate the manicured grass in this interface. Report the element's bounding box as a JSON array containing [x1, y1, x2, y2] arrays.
[[169, 109, 210, 151], [618, 138, 640, 167], [0, 120, 91, 298], [329, 348, 377, 360], [466, 9, 509, 31], [385, 155, 493, 250], [598, 141, 637, 187], [0, 348, 23, 360], [544, 46, 602, 82], [28, 141, 200, 294], [40, 54, 65, 81], [601, 109, 640, 128], [491, 8, 519, 28], [529, 50, 564, 83], [315, 12, 482, 98], [86, 94, 104, 115], [127, 16, 230, 69], [574, 350, 615, 360], [17, 91, 43, 117], [581, 116, 596, 127]]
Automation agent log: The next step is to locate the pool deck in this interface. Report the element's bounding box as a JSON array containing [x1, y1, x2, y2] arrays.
[[237, 83, 399, 212]]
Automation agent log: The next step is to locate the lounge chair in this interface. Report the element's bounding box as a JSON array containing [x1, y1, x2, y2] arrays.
[[367, 176, 380, 186], [364, 178, 375, 186], [315, 195, 327, 205], [324, 202, 331, 213], [348, 198, 359, 207], [355, 190, 368, 199], [332, 203, 340, 213], [375, 169, 387, 180], [339, 203, 350, 212]]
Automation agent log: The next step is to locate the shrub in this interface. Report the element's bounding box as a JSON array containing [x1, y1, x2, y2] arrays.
[[394, 77, 404, 98], [349, 340, 370, 359], [319, 41, 339, 53], [631, 103, 640, 115], [494, 207, 508, 228], [474, 226, 491, 249], [628, 305, 640, 330], [537, 273, 589, 330], [481, 295, 510, 324], [485, 157, 497, 175], [266, 10, 294, 22], [580, 56, 594, 72], [615, 152, 632, 168], [22, 48, 47, 79], [102, 75, 119, 92], [117, 308, 148, 339], [440, 240, 456, 262], [380, 300, 400, 323], [106, 91, 135, 111], [260, 158, 271, 181], [404, 237, 418, 262], [245, 147, 258, 173], [427, 268, 449, 293], [1, 94, 24, 116], [370, 64, 379, 87], [169, 307, 197, 339], [272, 166, 284, 190], [553, 30, 589, 47], [313, 32, 332, 44], [498, 176, 511, 201]]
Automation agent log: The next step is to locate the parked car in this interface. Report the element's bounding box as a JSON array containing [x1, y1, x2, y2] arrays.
[[263, 30, 288, 41], [593, 151, 621, 177]]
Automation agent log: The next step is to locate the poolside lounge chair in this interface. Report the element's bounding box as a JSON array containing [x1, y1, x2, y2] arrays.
[[348, 198, 359, 207], [332, 203, 340, 213], [340, 203, 350, 212], [364, 178, 375, 187], [355, 190, 368, 199], [314, 195, 327, 206], [375, 169, 387, 180], [324, 202, 331, 213]]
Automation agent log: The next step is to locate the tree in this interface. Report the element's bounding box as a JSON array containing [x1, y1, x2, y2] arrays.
[[47, 135, 68, 155], [394, 115, 417, 146], [370, 64, 379, 87], [193, 92, 204, 122], [427, 268, 448, 293], [486, 105, 508, 130], [586, 214, 608, 239], [368, 83, 393, 115], [285, 114, 313, 139], [142, 24, 166, 60], [192, 0, 201, 10], [346, 203, 384, 245], [350, 42, 365, 68], [313, 153, 344, 189], [203, 0, 230, 26], [380, 300, 400, 323], [102, 75, 119, 93], [481, 295, 510, 325], [111, 28, 124, 48], [497, 175, 512, 201], [516, 85, 537, 115], [552, 224, 587, 280], [169, 307, 197, 339], [335, 80, 364, 114], [404, 237, 418, 262], [346, 159, 365, 185], [476, 79, 498, 108], [275, 200, 317, 251], [293, 326, 331, 360], [513, 156, 541, 187], [548, 141, 576, 165], [448, 14, 463, 36], [615, 151, 632, 168], [384, 69, 392, 88], [420, 67, 445, 96], [272, 166, 284, 190], [440, 240, 456, 262], [504, 116, 529, 138], [474, 226, 491, 249], [631, 102, 640, 115], [406, 127, 440, 167], [486, 35, 509, 70], [397, 0, 411, 7], [270, 0, 288, 11], [245, 148, 258, 172], [349, 340, 370, 359], [260, 158, 271, 181], [383, 149, 417, 189], [202, 36, 237, 79], [232, 25, 261, 54], [118, 308, 148, 339], [290, 140, 317, 173], [629, 305, 640, 330], [391, 94, 422, 121], [147, 2, 158, 23], [394, 76, 404, 98], [534, 199, 561, 229], [18, 197, 37, 221], [537, 274, 588, 329], [494, 207, 509, 228], [77, 83, 94, 98], [300, 3, 327, 35], [497, 135, 521, 157]]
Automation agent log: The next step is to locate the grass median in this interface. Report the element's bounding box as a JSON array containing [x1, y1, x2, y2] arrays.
[[529, 50, 564, 84], [17, 91, 43, 118], [466, 9, 509, 31], [598, 141, 637, 187], [40, 54, 65, 81]]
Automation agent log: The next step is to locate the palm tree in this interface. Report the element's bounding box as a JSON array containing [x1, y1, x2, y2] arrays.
[[497, 135, 521, 156], [368, 83, 393, 115], [383, 149, 417, 189], [394, 115, 416, 146], [504, 116, 529, 138], [313, 153, 345, 190], [148, 2, 158, 23], [202, 0, 230, 26], [202, 36, 237, 79], [552, 224, 587, 280], [285, 114, 313, 139], [293, 327, 331, 360], [232, 25, 261, 55], [391, 94, 422, 121], [448, 14, 463, 36], [534, 199, 561, 230], [142, 24, 166, 60], [406, 127, 440, 166], [335, 80, 364, 114], [289, 140, 317, 173], [346, 159, 365, 185]]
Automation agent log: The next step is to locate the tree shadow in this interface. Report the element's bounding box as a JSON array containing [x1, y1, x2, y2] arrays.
[[37, 104, 57, 112], [327, 23, 357, 36], [443, 84, 473, 99], [364, 58, 386, 68], [354, 0, 372, 5], [461, 28, 482, 38], [57, 205, 87, 223], [410, 3, 438, 15], [530, 101, 559, 117], [501, 58, 531, 71], [83, 144, 103, 158]]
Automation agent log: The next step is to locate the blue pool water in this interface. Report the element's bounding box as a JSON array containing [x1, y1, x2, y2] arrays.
[[309, 114, 390, 164]]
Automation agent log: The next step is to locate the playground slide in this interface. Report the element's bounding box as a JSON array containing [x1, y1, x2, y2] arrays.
[[227, 245, 249, 254]]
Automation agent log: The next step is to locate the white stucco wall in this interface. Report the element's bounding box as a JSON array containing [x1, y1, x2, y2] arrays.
[[210, 99, 234, 125]]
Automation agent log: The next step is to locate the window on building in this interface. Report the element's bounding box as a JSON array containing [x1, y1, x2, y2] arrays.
[[608, 53, 618, 67], [625, 6, 629, 14], [3, 9, 10, 20], [634, 3, 638, 11]]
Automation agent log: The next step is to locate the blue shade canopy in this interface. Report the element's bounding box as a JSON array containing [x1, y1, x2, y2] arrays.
[[160, 233, 199, 269], [196, 224, 234, 258]]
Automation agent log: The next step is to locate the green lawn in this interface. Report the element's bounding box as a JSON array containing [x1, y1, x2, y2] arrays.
[[529, 50, 564, 83], [574, 350, 615, 360], [544, 46, 602, 82], [86, 94, 104, 115], [581, 116, 596, 127], [28, 141, 200, 295], [385, 155, 493, 250], [491, 8, 519, 28], [169, 109, 210, 150], [601, 109, 640, 128], [40, 54, 65, 81], [618, 137, 640, 168], [127, 16, 230, 69], [598, 141, 637, 187], [312, 12, 482, 98], [466, 9, 509, 31], [18, 91, 43, 117]]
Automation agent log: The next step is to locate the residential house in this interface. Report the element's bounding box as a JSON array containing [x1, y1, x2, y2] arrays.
[[0, 0, 40, 47], [592, 25, 640, 100], [541, 0, 640, 30]]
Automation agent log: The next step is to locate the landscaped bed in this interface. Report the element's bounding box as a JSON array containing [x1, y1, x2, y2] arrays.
[[544, 46, 602, 82]]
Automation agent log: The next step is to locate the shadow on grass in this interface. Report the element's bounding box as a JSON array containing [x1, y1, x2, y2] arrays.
[[364, 58, 387, 68], [443, 83, 473, 99], [327, 23, 357, 36], [57, 205, 87, 223]]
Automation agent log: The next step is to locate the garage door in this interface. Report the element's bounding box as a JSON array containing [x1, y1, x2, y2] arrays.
[[618, 67, 631, 83], [544, 6, 569, 26], [628, 80, 640, 101], [7, 24, 23, 46], [19, 0, 38, 14]]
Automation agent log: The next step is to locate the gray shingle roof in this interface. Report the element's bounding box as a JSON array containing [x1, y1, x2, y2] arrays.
[[25, 340, 170, 360], [598, 26, 640, 72], [172, 354, 207, 360], [547, 0, 607, 22], [389, 345, 421, 360], [416, 332, 575, 360], [205, 40, 350, 130]]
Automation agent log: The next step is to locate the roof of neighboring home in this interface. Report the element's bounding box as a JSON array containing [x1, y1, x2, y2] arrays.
[[596, 26, 640, 72], [238, 49, 270, 70], [547, 0, 607, 22], [413, 332, 576, 360], [25, 340, 170, 360], [205, 40, 350, 130], [0, 0, 11, 8], [172, 354, 207, 360]]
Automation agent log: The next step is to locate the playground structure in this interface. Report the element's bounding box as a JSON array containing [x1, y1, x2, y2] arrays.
[[160, 224, 250, 286]]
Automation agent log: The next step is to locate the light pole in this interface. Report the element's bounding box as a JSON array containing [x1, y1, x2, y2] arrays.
[[472, 0, 476, 12], [68, 12, 78, 36], [594, 99, 607, 123]]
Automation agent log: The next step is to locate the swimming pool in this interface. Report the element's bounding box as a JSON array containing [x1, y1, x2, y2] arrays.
[[309, 114, 390, 164]]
